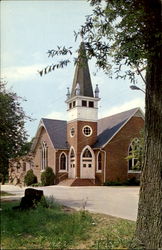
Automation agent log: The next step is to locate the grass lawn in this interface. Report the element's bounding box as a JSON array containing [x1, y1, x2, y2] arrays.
[[1, 199, 137, 249]]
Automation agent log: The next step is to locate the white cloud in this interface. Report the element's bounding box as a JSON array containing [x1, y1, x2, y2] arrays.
[[46, 111, 67, 120], [99, 98, 145, 118], [1, 64, 45, 81]]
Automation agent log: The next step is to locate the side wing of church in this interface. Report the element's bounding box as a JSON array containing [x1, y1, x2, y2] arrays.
[[9, 43, 144, 186]]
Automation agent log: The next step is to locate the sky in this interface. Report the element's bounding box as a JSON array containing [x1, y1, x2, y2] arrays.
[[1, 0, 145, 140]]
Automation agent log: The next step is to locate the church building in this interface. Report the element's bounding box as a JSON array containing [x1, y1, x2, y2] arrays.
[[28, 42, 144, 186]]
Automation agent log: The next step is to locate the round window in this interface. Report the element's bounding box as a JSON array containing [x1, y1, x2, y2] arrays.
[[70, 128, 75, 137], [82, 126, 92, 136]]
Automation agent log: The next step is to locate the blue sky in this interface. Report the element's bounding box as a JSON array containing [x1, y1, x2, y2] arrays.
[[1, 0, 145, 140]]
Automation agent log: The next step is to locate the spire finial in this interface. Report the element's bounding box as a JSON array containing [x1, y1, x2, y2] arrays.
[[66, 87, 70, 100], [95, 84, 99, 98], [75, 82, 80, 96]]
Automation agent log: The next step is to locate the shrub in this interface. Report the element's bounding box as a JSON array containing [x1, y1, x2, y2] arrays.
[[103, 181, 122, 186], [24, 169, 37, 186], [124, 177, 140, 186], [41, 167, 55, 186]]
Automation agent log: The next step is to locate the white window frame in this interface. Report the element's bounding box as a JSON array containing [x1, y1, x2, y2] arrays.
[[128, 138, 141, 173], [59, 152, 67, 172], [40, 141, 48, 172], [82, 125, 93, 137], [70, 127, 75, 137], [96, 151, 102, 173]]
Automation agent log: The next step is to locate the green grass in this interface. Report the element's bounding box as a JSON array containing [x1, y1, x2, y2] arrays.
[[1, 199, 137, 249], [0, 191, 15, 196]]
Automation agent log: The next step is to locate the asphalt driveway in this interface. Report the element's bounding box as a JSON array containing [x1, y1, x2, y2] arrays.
[[1, 184, 139, 221]]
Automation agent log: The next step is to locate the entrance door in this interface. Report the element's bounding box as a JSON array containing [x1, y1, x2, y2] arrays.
[[81, 161, 94, 178], [68, 148, 76, 179], [81, 147, 95, 179], [68, 161, 75, 178]]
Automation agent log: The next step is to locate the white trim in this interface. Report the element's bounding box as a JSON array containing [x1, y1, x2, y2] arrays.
[[96, 151, 102, 173], [101, 107, 144, 149], [70, 127, 75, 137], [127, 138, 141, 173], [69, 146, 76, 178], [80, 145, 95, 179], [59, 152, 67, 172], [66, 95, 100, 103], [31, 119, 55, 152], [128, 170, 141, 174], [82, 125, 93, 137]]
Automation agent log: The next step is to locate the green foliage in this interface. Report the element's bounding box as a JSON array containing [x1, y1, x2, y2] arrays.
[[41, 167, 55, 186], [24, 169, 37, 186], [104, 177, 140, 186], [0, 81, 30, 183]]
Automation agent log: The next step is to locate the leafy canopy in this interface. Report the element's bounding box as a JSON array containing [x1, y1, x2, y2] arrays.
[[0, 81, 30, 179], [39, 0, 161, 85]]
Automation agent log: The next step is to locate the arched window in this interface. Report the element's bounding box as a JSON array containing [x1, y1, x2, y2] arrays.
[[59, 153, 67, 171], [83, 148, 92, 158], [70, 148, 75, 168], [82, 147, 93, 168], [97, 152, 102, 172], [128, 138, 141, 172], [40, 141, 48, 171]]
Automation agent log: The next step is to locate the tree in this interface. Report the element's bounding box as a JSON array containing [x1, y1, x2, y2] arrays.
[[0, 81, 29, 184], [39, 0, 162, 248]]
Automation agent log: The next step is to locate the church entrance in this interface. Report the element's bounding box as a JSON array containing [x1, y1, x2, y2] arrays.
[[80, 146, 95, 179], [68, 148, 76, 178]]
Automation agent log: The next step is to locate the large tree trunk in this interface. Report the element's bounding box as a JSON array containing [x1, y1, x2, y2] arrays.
[[136, 1, 162, 247]]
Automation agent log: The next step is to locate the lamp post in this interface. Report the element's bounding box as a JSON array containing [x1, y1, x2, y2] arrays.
[[130, 85, 145, 93]]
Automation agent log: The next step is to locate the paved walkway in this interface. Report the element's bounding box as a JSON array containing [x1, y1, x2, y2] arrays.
[[1, 184, 140, 221]]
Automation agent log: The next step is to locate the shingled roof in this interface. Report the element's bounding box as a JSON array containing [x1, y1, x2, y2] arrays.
[[41, 118, 68, 149], [32, 107, 143, 151], [93, 107, 141, 148], [71, 42, 94, 98]]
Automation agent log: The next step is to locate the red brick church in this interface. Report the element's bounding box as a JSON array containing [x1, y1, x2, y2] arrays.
[[9, 43, 144, 186], [29, 43, 144, 185]]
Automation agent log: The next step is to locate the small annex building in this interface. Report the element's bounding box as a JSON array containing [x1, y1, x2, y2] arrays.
[[29, 43, 144, 186]]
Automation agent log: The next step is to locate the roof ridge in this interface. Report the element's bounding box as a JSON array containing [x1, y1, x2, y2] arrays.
[[42, 118, 67, 122], [98, 107, 139, 121]]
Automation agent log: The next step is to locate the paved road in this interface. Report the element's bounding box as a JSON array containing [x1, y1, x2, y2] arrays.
[[1, 184, 140, 221]]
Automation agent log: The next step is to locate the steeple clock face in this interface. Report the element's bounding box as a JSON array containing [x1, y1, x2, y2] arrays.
[[82, 125, 92, 137]]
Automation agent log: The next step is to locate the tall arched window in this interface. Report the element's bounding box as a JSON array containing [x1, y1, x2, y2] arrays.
[[70, 148, 75, 168], [128, 138, 141, 172], [41, 141, 48, 171], [97, 152, 102, 172], [59, 153, 67, 171]]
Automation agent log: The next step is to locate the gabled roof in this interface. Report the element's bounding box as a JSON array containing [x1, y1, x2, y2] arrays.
[[31, 107, 144, 152], [31, 118, 68, 152], [42, 118, 68, 149], [71, 42, 94, 98], [93, 107, 144, 148]]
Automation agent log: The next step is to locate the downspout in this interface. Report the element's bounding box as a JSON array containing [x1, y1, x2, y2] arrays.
[[100, 148, 106, 183], [54, 149, 58, 175]]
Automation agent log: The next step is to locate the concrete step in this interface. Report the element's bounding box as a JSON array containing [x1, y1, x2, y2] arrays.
[[57, 178, 75, 186]]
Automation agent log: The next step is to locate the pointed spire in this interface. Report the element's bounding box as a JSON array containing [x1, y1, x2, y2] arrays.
[[71, 42, 94, 98]]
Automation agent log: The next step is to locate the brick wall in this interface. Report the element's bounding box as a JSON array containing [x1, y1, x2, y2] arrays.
[[104, 116, 144, 182], [67, 120, 97, 177], [33, 127, 56, 182]]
